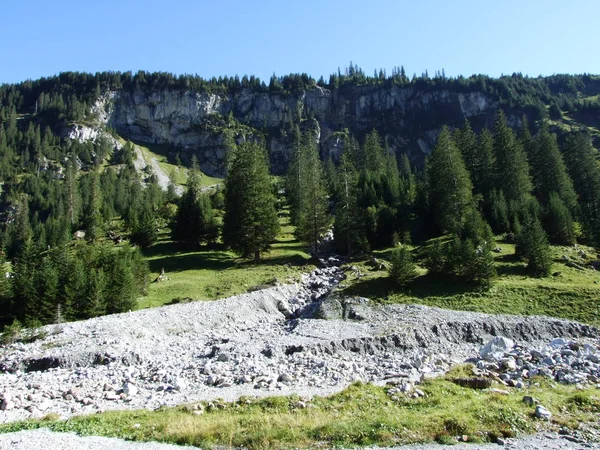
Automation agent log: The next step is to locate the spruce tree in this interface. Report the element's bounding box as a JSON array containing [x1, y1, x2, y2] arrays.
[[223, 141, 279, 262], [455, 119, 478, 178], [294, 131, 331, 254], [83, 171, 103, 242], [389, 245, 417, 287], [530, 126, 577, 213], [131, 204, 158, 248], [545, 192, 575, 245], [564, 133, 600, 243], [171, 160, 218, 248], [427, 126, 474, 234], [516, 217, 552, 277], [473, 128, 495, 199], [333, 153, 364, 255], [492, 110, 533, 225]]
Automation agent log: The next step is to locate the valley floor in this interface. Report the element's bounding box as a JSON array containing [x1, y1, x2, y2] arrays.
[[0, 263, 598, 448]]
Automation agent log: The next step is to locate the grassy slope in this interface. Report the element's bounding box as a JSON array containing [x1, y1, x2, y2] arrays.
[[119, 138, 222, 188], [141, 209, 314, 308], [341, 239, 600, 326], [1, 368, 598, 448]]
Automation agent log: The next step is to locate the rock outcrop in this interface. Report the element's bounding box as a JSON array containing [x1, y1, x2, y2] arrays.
[[73, 84, 499, 176]]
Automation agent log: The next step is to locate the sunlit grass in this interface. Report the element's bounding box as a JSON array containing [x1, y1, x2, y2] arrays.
[[1, 369, 598, 448], [341, 238, 600, 326]]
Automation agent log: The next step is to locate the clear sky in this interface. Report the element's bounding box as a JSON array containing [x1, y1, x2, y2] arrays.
[[1, 0, 598, 84]]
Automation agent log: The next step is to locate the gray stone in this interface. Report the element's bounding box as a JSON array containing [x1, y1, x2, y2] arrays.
[[122, 383, 138, 396], [480, 337, 515, 361], [535, 405, 552, 421]]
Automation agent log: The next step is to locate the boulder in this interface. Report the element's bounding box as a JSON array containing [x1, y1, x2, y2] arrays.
[[480, 337, 515, 361], [535, 405, 552, 421]]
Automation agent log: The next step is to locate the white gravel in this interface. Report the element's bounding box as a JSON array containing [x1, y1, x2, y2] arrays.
[[0, 265, 598, 448]]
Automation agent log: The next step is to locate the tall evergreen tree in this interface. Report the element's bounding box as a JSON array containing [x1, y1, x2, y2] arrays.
[[564, 133, 600, 244], [83, 170, 103, 242], [294, 131, 331, 254], [455, 119, 478, 178], [473, 128, 495, 199], [530, 126, 577, 213], [516, 217, 552, 277], [362, 129, 386, 172], [492, 110, 533, 225], [171, 160, 218, 248], [333, 152, 365, 256], [223, 141, 279, 262], [427, 126, 474, 234]]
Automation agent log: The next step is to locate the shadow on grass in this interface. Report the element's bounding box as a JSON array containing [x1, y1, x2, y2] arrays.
[[252, 253, 313, 268], [147, 251, 235, 273], [494, 253, 529, 277], [344, 273, 480, 300]]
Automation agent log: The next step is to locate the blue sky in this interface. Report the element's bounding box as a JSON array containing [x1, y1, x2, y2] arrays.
[[1, 0, 598, 84]]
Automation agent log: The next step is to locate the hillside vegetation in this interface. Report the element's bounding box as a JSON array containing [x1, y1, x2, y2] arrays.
[[0, 68, 600, 330]]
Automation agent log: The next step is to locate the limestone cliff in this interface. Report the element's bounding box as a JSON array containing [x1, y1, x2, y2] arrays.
[[75, 84, 499, 176]]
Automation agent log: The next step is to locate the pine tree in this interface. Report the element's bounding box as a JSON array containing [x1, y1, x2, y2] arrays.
[[472, 128, 495, 199], [363, 129, 386, 172], [83, 171, 103, 242], [427, 126, 474, 234], [294, 131, 331, 254], [223, 141, 279, 262], [545, 192, 575, 245], [530, 126, 577, 213], [333, 153, 364, 255], [492, 110, 533, 222], [389, 245, 417, 287], [516, 217, 552, 277], [564, 133, 600, 243], [171, 160, 218, 248], [455, 120, 478, 178]]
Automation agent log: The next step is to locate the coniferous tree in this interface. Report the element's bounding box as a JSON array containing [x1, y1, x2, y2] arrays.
[[545, 192, 575, 245], [333, 153, 365, 255], [516, 217, 552, 277], [564, 133, 600, 244], [489, 189, 511, 234], [389, 245, 417, 287], [171, 159, 218, 248], [492, 110, 533, 227], [427, 126, 474, 234], [455, 119, 478, 178], [530, 126, 577, 213], [285, 124, 303, 226], [362, 129, 386, 172], [473, 128, 495, 200], [294, 131, 331, 254], [83, 171, 103, 242], [223, 141, 279, 262], [131, 204, 158, 248]]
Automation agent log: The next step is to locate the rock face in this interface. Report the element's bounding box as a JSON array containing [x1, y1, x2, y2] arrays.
[[81, 84, 499, 176]]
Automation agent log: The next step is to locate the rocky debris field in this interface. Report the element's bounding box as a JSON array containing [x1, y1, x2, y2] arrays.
[[0, 264, 598, 427]]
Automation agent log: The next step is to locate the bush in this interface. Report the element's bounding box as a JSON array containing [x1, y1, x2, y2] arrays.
[[389, 245, 417, 287]]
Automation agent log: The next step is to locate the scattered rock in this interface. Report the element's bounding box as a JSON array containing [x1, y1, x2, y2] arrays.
[[122, 383, 138, 397], [535, 405, 552, 421], [480, 337, 515, 361]]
